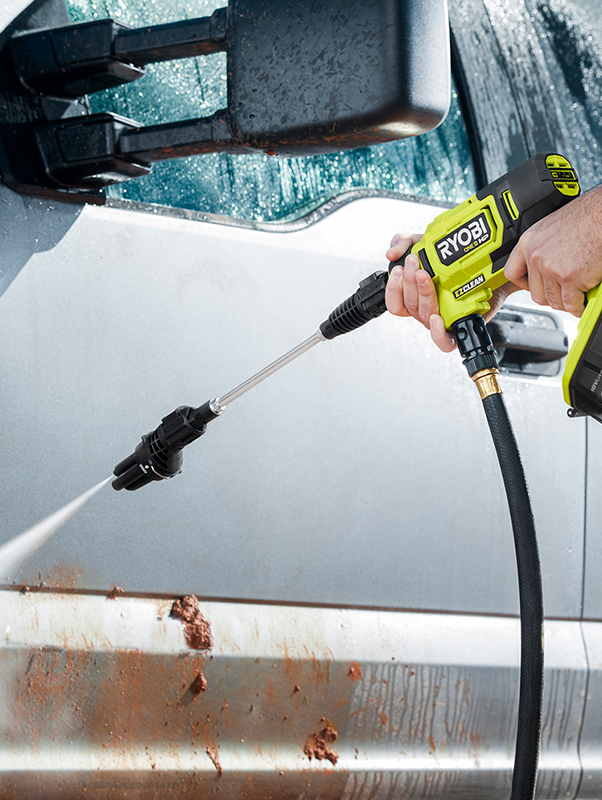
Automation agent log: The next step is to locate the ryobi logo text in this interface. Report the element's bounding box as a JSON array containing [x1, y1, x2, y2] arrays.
[[435, 212, 491, 267]]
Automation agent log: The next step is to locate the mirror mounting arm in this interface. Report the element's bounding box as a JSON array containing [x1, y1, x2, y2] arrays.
[[9, 8, 227, 99], [118, 111, 252, 163], [34, 109, 254, 191], [114, 10, 227, 65]]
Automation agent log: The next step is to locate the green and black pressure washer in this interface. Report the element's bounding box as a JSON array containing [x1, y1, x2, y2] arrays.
[[113, 152, 592, 800]]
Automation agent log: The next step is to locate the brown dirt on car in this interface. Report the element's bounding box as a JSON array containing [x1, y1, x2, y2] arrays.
[[206, 743, 223, 776], [190, 672, 207, 695], [303, 717, 339, 765], [170, 595, 213, 650]]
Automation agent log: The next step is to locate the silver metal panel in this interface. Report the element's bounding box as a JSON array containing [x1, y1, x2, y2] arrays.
[[0, 186, 585, 618], [0, 590, 587, 798], [577, 621, 602, 798], [584, 419, 602, 619]]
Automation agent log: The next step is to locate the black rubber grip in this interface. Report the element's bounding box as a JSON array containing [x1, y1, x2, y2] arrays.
[[319, 271, 388, 340]]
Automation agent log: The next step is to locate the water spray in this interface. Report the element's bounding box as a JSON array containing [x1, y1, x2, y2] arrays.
[[0, 476, 112, 579]]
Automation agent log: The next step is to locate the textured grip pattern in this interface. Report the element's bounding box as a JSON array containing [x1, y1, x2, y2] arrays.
[[319, 271, 388, 340]]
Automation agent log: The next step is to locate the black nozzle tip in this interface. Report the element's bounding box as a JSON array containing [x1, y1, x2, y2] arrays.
[[112, 405, 208, 492], [112, 431, 183, 491], [112, 452, 142, 491]]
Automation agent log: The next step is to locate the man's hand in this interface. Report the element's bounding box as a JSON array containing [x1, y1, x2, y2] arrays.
[[385, 233, 520, 352], [504, 185, 602, 317]]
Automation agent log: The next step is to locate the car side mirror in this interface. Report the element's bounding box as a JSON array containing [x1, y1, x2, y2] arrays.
[[0, 0, 450, 203], [226, 0, 450, 156]]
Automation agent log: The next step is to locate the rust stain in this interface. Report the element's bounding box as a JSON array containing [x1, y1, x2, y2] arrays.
[[106, 586, 123, 600], [284, 652, 293, 675], [8, 595, 361, 794], [206, 743, 223, 776], [429, 734, 436, 753], [43, 563, 87, 590], [310, 652, 331, 687], [170, 595, 213, 650], [345, 704, 370, 719], [378, 711, 388, 726], [221, 698, 230, 728], [348, 662, 363, 682], [303, 717, 339, 766]]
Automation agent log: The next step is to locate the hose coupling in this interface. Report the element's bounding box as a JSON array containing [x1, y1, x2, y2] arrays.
[[472, 367, 502, 400], [451, 314, 498, 377]]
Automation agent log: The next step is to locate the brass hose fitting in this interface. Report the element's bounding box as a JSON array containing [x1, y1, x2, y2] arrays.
[[472, 367, 502, 400]]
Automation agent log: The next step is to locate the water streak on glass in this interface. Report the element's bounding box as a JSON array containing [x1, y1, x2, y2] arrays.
[[451, 0, 602, 190]]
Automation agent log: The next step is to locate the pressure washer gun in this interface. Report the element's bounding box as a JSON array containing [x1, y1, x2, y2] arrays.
[[110, 150, 586, 800], [112, 151, 584, 492]]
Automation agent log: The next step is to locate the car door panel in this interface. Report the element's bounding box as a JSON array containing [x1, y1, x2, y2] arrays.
[[0, 189, 585, 618]]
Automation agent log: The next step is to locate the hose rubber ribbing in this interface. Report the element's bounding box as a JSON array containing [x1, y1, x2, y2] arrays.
[[482, 392, 544, 800]]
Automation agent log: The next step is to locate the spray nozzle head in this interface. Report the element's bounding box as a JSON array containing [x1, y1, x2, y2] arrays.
[[112, 402, 221, 491], [112, 429, 187, 491]]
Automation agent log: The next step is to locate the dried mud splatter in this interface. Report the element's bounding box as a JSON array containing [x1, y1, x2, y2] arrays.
[[304, 717, 339, 765], [206, 743, 223, 776], [170, 595, 213, 650], [190, 672, 207, 695]]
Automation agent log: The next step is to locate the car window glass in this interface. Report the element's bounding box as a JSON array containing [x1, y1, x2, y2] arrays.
[[481, 0, 602, 191], [67, 0, 477, 221]]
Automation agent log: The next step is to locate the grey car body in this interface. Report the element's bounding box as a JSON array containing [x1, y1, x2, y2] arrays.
[[0, 0, 601, 797]]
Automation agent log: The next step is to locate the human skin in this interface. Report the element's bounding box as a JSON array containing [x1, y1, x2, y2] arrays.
[[385, 185, 602, 351], [384, 234, 521, 352], [504, 184, 602, 316]]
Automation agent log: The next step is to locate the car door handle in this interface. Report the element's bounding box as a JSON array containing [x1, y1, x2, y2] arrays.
[[486, 311, 569, 363]]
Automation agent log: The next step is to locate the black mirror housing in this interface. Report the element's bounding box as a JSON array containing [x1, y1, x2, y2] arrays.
[[227, 0, 450, 155]]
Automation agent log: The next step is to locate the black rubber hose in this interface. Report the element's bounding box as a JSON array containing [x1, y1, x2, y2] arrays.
[[482, 392, 544, 800]]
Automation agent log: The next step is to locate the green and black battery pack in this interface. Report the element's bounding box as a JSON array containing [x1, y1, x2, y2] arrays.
[[564, 284, 602, 422]]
